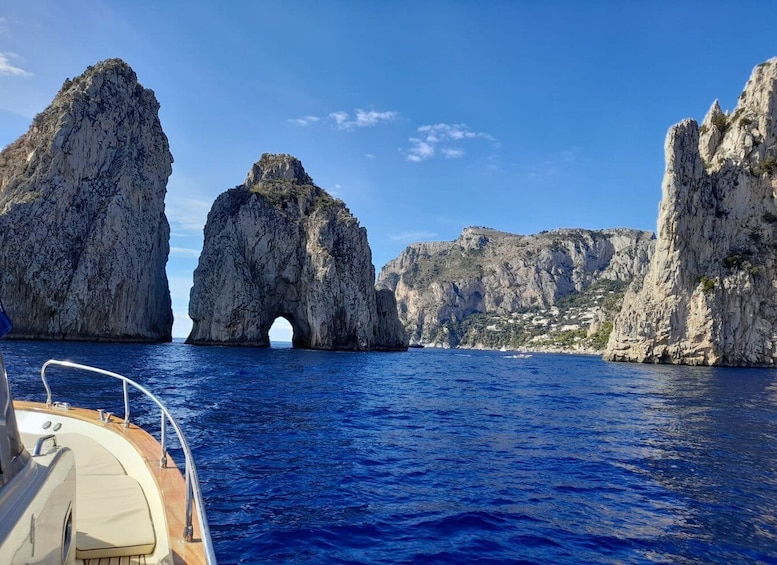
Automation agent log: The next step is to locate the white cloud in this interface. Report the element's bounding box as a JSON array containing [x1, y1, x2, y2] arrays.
[[406, 138, 434, 162], [166, 195, 211, 236], [170, 247, 201, 258], [329, 111, 350, 128], [441, 148, 465, 159], [418, 123, 494, 142], [354, 109, 397, 127], [289, 108, 398, 131], [0, 52, 31, 77], [365, 153, 375, 159], [406, 123, 494, 162], [389, 230, 438, 242], [329, 109, 398, 130], [288, 115, 320, 126]]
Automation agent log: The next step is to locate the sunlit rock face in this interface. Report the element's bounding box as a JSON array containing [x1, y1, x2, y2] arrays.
[[377, 226, 654, 348], [187, 153, 407, 351], [0, 58, 173, 341], [605, 58, 777, 366]]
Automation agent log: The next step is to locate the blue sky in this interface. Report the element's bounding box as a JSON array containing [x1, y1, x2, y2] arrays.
[[1, 1, 776, 340]]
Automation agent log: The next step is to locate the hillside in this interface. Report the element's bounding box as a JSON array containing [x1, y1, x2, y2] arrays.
[[378, 227, 654, 351]]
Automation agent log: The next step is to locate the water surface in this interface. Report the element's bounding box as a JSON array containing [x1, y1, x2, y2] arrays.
[[4, 341, 777, 563]]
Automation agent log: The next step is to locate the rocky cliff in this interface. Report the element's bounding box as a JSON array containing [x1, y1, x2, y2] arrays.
[[187, 153, 407, 350], [605, 58, 777, 366], [377, 227, 654, 350], [0, 58, 173, 341]]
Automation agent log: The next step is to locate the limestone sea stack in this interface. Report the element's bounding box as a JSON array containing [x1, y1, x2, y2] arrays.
[[0, 58, 173, 341], [605, 58, 777, 366], [187, 153, 407, 351]]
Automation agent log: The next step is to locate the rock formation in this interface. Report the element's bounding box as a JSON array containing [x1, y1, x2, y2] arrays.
[[187, 153, 407, 351], [0, 58, 173, 341], [605, 58, 777, 366], [377, 227, 654, 349]]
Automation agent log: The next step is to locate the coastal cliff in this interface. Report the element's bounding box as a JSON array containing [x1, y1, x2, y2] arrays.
[[0, 58, 173, 341], [187, 153, 407, 350], [605, 58, 777, 366], [377, 227, 653, 350]]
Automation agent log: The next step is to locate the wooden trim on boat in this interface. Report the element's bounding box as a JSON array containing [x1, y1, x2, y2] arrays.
[[14, 401, 208, 565]]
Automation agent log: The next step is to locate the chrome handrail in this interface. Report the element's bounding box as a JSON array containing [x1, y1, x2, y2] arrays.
[[32, 433, 57, 456], [40, 359, 217, 565]]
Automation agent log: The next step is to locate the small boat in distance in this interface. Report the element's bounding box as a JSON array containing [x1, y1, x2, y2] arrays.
[[503, 353, 533, 359], [0, 354, 217, 564]]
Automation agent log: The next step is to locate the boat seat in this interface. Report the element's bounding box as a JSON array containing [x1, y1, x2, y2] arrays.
[[21, 431, 156, 559], [49, 432, 127, 476], [75, 474, 156, 559]]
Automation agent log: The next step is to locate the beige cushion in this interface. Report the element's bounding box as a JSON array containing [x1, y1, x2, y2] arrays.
[[75, 474, 156, 559], [20, 432, 125, 476], [55, 433, 127, 476], [23, 431, 156, 558]]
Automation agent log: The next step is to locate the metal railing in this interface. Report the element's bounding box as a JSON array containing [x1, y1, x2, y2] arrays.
[[40, 359, 217, 565]]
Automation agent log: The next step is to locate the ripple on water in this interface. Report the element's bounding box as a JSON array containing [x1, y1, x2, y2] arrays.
[[3, 343, 777, 563]]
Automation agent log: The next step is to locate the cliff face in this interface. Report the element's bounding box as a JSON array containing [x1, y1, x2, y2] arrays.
[[0, 58, 173, 341], [187, 153, 407, 350], [605, 58, 777, 366], [377, 227, 654, 349]]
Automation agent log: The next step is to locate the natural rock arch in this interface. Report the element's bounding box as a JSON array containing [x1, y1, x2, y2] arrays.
[[187, 154, 407, 351]]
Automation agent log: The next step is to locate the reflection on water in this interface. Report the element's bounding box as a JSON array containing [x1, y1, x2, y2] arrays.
[[636, 365, 777, 562]]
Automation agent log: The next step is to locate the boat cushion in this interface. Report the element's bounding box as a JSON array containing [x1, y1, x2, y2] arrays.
[[20, 432, 126, 476], [75, 474, 156, 559], [54, 433, 127, 476]]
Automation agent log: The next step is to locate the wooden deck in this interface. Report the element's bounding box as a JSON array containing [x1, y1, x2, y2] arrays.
[[83, 556, 147, 564]]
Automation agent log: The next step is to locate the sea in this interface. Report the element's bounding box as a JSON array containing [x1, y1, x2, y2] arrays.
[[3, 339, 777, 564]]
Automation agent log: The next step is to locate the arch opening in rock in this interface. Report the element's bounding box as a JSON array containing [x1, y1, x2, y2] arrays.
[[268, 317, 293, 347], [266, 314, 312, 349]]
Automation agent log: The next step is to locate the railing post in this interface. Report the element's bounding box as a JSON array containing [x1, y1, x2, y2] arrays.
[[40, 362, 53, 407], [183, 465, 194, 541], [122, 380, 130, 428], [160, 413, 168, 468]]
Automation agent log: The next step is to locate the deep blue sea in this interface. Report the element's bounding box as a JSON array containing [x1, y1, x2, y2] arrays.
[[3, 340, 777, 564]]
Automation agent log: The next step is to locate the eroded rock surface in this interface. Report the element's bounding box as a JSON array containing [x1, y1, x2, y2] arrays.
[[605, 58, 777, 366], [187, 153, 407, 350], [0, 58, 173, 341], [377, 227, 653, 349]]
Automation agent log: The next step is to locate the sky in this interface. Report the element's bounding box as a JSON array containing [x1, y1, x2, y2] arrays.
[[1, 1, 776, 340]]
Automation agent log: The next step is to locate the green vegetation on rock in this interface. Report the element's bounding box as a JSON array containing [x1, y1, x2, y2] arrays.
[[711, 113, 729, 134], [699, 275, 716, 293], [251, 180, 343, 214], [447, 279, 629, 352], [402, 249, 484, 288]]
